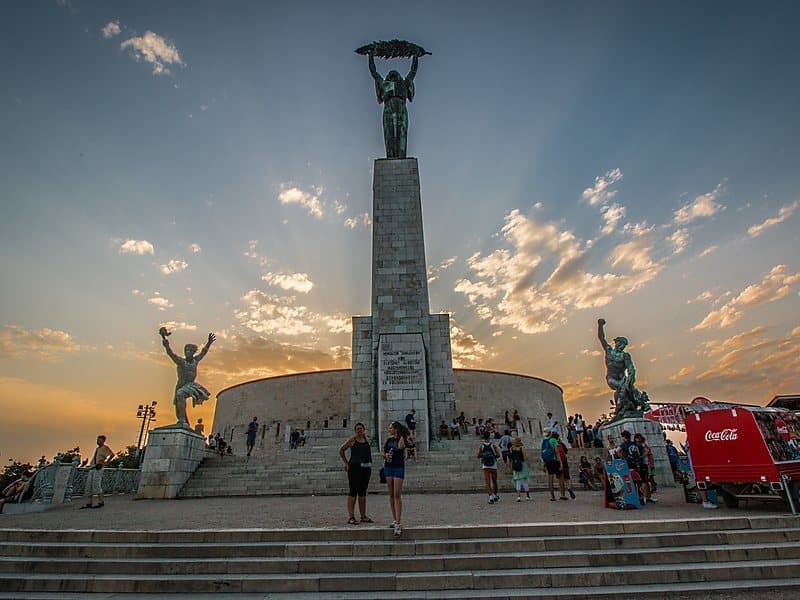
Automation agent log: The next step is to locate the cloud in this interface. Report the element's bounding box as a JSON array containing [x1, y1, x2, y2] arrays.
[[119, 239, 154, 255], [691, 264, 800, 330], [234, 290, 316, 336], [120, 31, 184, 75], [581, 168, 623, 207], [650, 326, 800, 405], [669, 366, 695, 382], [159, 259, 188, 275], [203, 336, 349, 384], [147, 296, 173, 311], [159, 321, 197, 332], [674, 181, 726, 224], [455, 210, 666, 334], [687, 290, 713, 304], [747, 200, 799, 238], [699, 245, 718, 258], [278, 185, 324, 218], [101, 20, 121, 39], [190, 243, 202, 253], [0, 326, 81, 359], [449, 321, 491, 368], [668, 228, 690, 254], [600, 203, 626, 234], [261, 272, 314, 294], [344, 212, 372, 229], [332, 200, 347, 215], [243, 240, 259, 259], [427, 256, 458, 283], [131, 288, 144, 296], [325, 315, 352, 335]]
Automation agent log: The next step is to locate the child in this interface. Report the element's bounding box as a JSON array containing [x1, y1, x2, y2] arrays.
[[509, 437, 531, 501]]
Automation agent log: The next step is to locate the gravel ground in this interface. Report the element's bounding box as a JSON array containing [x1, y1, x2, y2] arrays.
[[1, 485, 795, 530]]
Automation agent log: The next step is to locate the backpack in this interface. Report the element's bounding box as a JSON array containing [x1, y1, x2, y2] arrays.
[[481, 443, 496, 467], [511, 450, 524, 472], [541, 438, 556, 462]]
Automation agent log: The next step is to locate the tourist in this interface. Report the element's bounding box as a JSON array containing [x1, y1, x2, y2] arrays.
[[404, 409, 416, 436], [215, 433, 227, 457], [593, 456, 606, 482], [80, 434, 114, 509], [475, 418, 484, 437], [246, 416, 258, 457], [637, 433, 657, 502], [449, 419, 461, 439], [666, 439, 680, 482], [290, 429, 300, 449], [575, 414, 585, 448], [194, 418, 205, 436], [0, 473, 30, 512], [405, 433, 418, 460], [547, 412, 558, 433], [439, 420, 450, 440], [208, 434, 216, 450], [298, 430, 307, 447], [556, 436, 576, 499], [620, 430, 650, 503], [541, 430, 565, 501], [607, 434, 620, 459], [509, 437, 531, 501], [579, 455, 596, 490], [498, 429, 513, 472], [513, 409, 523, 434], [478, 431, 501, 503], [457, 411, 468, 434], [338, 422, 373, 525], [384, 421, 409, 536]]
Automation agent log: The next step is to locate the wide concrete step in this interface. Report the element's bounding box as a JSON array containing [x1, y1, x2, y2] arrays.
[[2, 558, 800, 593], [3, 541, 799, 574]]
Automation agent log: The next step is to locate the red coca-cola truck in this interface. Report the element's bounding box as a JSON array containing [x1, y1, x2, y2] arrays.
[[685, 405, 800, 509]]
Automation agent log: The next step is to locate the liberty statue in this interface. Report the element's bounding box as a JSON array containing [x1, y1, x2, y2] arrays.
[[159, 327, 215, 428]]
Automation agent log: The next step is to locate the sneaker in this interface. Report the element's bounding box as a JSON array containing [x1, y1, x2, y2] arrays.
[[516, 497, 521, 503], [393, 523, 402, 537], [526, 496, 532, 501], [494, 495, 500, 502], [648, 496, 658, 503], [389, 520, 397, 528], [488, 496, 495, 504], [702, 501, 718, 509], [568, 489, 576, 499]]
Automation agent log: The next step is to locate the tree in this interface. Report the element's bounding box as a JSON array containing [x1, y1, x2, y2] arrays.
[[1, 460, 33, 490], [107, 445, 139, 469]]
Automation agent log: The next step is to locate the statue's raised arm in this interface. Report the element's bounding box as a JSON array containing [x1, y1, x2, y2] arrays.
[[597, 318, 610, 352], [196, 332, 216, 362]]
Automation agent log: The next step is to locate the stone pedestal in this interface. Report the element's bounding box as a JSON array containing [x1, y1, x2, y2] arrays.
[[136, 426, 205, 499], [601, 417, 674, 487], [350, 158, 456, 449], [50, 463, 75, 504]]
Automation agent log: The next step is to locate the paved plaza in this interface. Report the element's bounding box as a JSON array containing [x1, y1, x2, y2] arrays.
[[1, 485, 793, 531]]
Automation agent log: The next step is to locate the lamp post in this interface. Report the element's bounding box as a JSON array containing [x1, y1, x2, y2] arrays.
[[136, 401, 157, 460]]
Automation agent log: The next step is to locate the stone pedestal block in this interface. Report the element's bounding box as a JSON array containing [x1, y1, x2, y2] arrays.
[[136, 426, 205, 499], [351, 158, 456, 450], [50, 463, 75, 504], [601, 417, 674, 487]]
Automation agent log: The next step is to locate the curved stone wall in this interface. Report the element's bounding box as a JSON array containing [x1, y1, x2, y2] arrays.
[[212, 368, 564, 453]]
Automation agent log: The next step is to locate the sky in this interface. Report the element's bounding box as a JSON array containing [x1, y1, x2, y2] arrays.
[[1, 0, 799, 464]]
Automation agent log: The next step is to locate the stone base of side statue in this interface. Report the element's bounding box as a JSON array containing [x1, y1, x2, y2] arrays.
[[136, 426, 206, 499], [600, 417, 674, 487]]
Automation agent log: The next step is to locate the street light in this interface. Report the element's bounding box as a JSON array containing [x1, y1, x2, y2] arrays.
[[136, 401, 157, 461]]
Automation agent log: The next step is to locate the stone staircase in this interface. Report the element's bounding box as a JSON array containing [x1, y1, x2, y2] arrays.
[[1, 515, 799, 596], [181, 435, 572, 498]]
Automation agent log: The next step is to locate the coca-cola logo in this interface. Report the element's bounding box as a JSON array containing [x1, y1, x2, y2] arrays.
[[705, 428, 738, 442]]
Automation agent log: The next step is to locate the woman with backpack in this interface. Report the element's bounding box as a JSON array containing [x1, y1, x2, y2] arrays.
[[338, 422, 373, 525], [477, 431, 501, 504], [384, 421, 409, 537], [509, 437, 531, 501]]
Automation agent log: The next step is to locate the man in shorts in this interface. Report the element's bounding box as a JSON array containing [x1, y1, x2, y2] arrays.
[[81, 435, 114, 509], [246, 416, 259, 457], [499, 430, 513, 472], [542, 430, 565, 501]]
